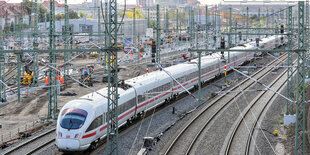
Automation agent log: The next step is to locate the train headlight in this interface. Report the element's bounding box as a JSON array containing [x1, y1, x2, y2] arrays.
[[75, 133, 80, 139], [58, 132, 62, 137]]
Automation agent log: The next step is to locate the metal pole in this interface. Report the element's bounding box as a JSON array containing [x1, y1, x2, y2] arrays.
[[246, 7, 248, 42], [165, 8, 169, 32], [205, 5, 208, 53], [64, 0, 69, 82], [5, 10, 8, 40], [296, 2, 306, 154], [19, 3, 23, 42], [234, 22, 237, 45], [98, 6, 101, 43], [156, 4, 160, 64], [0, 7, 4, 104], [198, 51, 201, 104], [32, 0, 39, 87], [106, 0, 119, 154], [228, 8, 231, 62], [147, 8, 150, 28], [14, 14, 17, 39], [17, 54, 21, 103], [133, 8, 136, 45], [258, 8, 260, 39], [266, 8, 269, 36], [286, 6, 294, 116], [306, 0, 310, 77], [48, 0, 57, 119], [104, 2, 108, 70], [176, 9, 179, 47]]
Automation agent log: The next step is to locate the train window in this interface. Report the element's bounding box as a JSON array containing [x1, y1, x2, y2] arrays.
[[138, 95, 145, 103], [86, 115, 102, 132], [102, 114, 105, 124], [119, 98, 136, 114], [60, 108, 87, 130]]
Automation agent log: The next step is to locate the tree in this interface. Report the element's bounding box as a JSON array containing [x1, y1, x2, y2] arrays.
[[21, 0, 48, 22], [150, 20, 157, 29], [56, 14, 64, 20], [250, 14, 258, 20], [10, 22, 14, 32], [124, 9, 144, 19], [79, 11, 86, 18], [69, 9, 79, 19]]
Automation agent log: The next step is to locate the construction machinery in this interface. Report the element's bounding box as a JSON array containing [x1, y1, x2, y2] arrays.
[[21, 64, 33, 85]]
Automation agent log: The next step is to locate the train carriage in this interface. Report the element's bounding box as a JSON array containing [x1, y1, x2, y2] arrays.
[[56, 35, 285, 151]]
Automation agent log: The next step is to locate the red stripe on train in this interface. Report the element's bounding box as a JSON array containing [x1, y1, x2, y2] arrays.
[[82, 131, 96, 139], [92, 56, 248, 133]]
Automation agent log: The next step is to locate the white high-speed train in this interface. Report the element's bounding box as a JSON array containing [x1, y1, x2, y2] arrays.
[[56, 35, 287, 151]]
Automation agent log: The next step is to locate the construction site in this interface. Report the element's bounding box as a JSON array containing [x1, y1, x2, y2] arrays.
[[0, 0, 309, 154]]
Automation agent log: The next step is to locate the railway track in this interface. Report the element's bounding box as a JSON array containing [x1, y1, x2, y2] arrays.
[[2, 128, 56, 155], [160, 53, 289, 155], [221, 61, 297, 155]]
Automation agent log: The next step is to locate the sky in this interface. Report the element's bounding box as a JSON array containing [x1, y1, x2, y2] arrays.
[[4, 0, 222, 5]]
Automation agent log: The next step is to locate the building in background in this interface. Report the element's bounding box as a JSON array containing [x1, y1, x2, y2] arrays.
[[137, 0, 153, 8]]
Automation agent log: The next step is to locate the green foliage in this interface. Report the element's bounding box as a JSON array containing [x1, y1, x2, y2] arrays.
[[69, 9, 79, 19], [149, 20, 157, 29], [55, 14, 65, 20], [79, 11, 86, 18], [22, 0, 48, 22], [250, 14, 258, 20], [125, 9, 143, 19]]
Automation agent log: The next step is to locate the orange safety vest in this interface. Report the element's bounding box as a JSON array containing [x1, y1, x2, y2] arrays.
[[59, 76, 64, 84], [45, 76, 49, 85]]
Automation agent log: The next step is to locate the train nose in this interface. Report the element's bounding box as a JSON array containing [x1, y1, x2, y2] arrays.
[[56, 138, 80, 151]]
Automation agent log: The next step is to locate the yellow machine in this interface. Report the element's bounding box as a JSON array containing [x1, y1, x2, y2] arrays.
[[22, 72, 33, 85], [89, 51, 98, 58], [21, 65, 33, 85]]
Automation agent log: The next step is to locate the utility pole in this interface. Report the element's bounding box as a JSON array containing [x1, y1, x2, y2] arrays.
[[98, 7, 101, 43], [176, 9, 179, 47], [104, 2, 108, 70], [286, 6, 293, 116], [5, 10, 9, 40], [246, 7, 248, 42], [156, 4, 160, 64], [205, 5, 208, 52], [147, 8, 150, 28], [106, 0, 120, 154], [0, 14, 5, 103], [258, 8, 260, 39], [306, 0, 310, 77], [228, 8, 232, 62], [48, 0, 57, 119], [296, 2, 306, 154], [133, 8, 136, 46], [64, 0, 69, 82], [31, 0, 39, 87]]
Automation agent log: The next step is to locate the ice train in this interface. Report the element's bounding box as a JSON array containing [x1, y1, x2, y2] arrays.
[[56, 35, 287, 151]]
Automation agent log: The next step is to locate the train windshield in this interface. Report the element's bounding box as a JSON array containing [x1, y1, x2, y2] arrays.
[[60, 108, 87, 130]]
